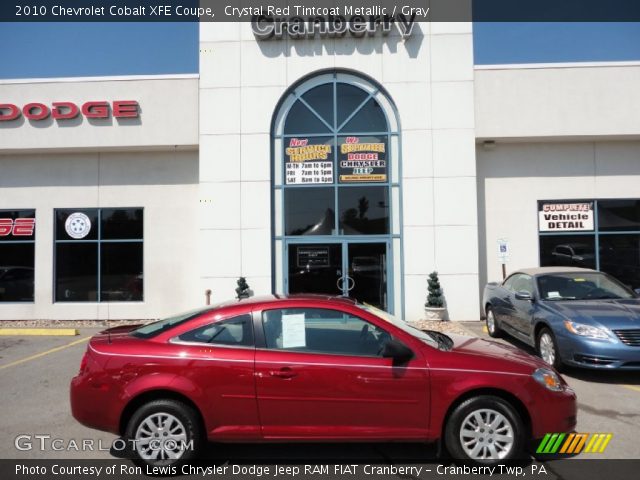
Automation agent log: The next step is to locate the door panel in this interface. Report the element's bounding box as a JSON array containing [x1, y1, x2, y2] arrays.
[[254, 307, 429, 439], [348, 243, 387, 310], [288, 244, 343, 296]]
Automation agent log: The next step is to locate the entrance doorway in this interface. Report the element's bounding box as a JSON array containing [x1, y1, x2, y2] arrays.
[[287, 241, 388, 311]]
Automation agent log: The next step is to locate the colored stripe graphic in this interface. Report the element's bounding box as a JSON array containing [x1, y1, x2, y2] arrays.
[[538, 433, 611, 454]]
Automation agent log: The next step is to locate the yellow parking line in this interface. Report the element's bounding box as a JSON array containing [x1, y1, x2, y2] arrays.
[[623, 384, 640, 393], [482, 326, 488, 333], [0, 328, 78, 336], [0, 336, 90, 371]]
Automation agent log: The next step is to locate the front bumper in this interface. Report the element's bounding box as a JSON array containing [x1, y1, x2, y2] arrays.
[[556, 331, 640, 370], [528, 384, 577, 439]]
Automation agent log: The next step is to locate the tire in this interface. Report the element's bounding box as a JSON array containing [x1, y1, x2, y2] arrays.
[[536, 328, 563, 372], [485, 307, 502, 338], [444, 395, 525, 465], [125, 399, 202, 467]]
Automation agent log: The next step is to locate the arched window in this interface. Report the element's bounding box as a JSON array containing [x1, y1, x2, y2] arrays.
[[272, 71, 402, 313]]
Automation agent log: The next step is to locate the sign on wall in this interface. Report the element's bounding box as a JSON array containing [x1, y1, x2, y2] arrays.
[[285, 137, 333, 185], [539, 202, 594, 232], [0, 217, 35, 238], [338, 136, 387, 183], [0, 100, 139, 122]]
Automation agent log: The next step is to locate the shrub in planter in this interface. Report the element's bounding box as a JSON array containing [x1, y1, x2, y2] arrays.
[[425, 271, 448, 321]]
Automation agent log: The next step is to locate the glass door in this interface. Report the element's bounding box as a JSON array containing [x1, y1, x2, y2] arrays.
[[286, 241, 389, 311]]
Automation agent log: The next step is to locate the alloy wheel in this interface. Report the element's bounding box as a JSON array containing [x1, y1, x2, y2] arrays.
[[539, 332, 556, 366], [459, 408, 515, 460], [134, 412, 188, 462]]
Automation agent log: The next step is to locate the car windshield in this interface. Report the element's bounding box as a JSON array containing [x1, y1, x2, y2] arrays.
[[131, 307, 213, 339], [357, 304, 440, 349], [537, 272, 635, 301]]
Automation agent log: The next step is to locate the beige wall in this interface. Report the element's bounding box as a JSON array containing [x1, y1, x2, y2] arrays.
[[475, 63, 640, 140], [0, 150, 199, 320], [477, 141, 640, 295], [0, 76, 198, 151]]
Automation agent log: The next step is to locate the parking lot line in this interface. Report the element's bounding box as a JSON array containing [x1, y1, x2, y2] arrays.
[[622, 384, 640, 393], [0, 336, 90, 371]]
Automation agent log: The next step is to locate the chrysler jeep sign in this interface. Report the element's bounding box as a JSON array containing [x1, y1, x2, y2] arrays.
[[251, 12, 418, 40], [0, 100, 139, 122]]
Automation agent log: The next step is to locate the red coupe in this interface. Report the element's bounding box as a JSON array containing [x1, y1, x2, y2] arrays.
[[70, 295, 576, 466]]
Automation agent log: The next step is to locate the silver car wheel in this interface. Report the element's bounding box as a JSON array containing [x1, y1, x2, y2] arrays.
[[539, 332, 556, 366], [486, 311, 496, 334], [135, 412, 188, 462], [459, 408, 515, 460]]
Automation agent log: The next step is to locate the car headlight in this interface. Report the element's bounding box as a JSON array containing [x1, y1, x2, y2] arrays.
[[563, 320, 612, 340], [532, 368, 564, 392]]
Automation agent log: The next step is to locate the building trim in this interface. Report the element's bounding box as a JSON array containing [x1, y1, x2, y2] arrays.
[[475, 60, 640, 71], [0, 73, 199, 85]]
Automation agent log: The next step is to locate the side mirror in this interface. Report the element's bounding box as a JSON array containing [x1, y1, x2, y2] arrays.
[[381, 338, 414, 364], [515, 291, 533, 301]]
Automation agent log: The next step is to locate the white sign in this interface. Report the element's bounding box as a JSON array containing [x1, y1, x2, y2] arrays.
[[497, 238, 509, 262], [65, 212, 92, 239], [282, 313, 306, 348], [285, 161, 333, 185], [539, 203, 594, 232]]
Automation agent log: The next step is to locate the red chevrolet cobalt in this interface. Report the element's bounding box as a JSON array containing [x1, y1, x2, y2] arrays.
[[71, 295, 576, 466]]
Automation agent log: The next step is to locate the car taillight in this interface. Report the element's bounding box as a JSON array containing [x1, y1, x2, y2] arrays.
[[79, 351, 89, 375]]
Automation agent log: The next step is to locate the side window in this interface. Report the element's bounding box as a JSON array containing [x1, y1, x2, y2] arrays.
[[513, 275, 534, 295], [177, 314, 253, 347], [503, 274, 521, 291], [262, 308, 391, 357]]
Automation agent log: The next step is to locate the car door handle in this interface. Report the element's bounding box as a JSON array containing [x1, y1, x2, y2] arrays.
[[269, 368, 297, 379]]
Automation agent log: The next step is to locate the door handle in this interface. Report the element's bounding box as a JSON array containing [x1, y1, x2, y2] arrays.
[[269, 368, 297, 379]]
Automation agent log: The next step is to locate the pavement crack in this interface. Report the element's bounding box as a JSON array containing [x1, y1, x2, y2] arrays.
[[578, 402, 640, 426]]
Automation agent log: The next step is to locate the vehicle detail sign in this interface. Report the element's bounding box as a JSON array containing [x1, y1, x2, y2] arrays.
[[285, 137, 333, 185], [539, 202, 594, 232], [338, 136, 387, 183]]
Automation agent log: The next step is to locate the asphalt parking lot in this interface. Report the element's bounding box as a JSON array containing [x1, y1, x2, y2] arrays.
[[0, 324, 638, 463]]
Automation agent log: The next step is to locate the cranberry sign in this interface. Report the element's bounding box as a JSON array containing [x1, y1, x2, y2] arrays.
[[0, 100, 139, 122]]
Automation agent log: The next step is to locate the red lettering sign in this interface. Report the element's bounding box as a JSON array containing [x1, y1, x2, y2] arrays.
[[0, 218, 35, 237], [0, 101, 139, 122]]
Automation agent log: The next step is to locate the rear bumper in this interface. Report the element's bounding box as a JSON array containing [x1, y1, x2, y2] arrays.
[[70, 374, 121, 435]]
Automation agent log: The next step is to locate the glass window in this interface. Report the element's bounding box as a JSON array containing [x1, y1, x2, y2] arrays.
[[598, 200, 640, 232], [336, 83, 369, 127], [284, 101, 330, 135], [178, 314, 253, 346], [340, 98, 388, 133], [502, 274, 522, 291], [0, 209, 35, 302], [301, 84, 334, 126], [284, 187, 335, 236], [54, 208, 143, 302], [131, 307, 213, 339], [537, 272, 634, 301], [512, 274, 534, 295], [539, 235, 596, 270], [599, 234, 640, 290], [339, 186, 389, 235], [262, 308, 391, 357]]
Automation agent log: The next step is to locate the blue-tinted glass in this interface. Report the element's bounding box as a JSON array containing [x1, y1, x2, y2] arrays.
[[302, 84, 334, 127], [284, 100, 330, 135], [336, 83, 369, 128], [340, 98, 388, 133]]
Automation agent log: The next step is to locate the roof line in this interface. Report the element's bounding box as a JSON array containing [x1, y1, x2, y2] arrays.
[[475, 60, 640, 71], [0, 73, 199, 85]]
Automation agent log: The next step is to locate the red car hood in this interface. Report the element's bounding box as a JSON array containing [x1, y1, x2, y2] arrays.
[[444, 333, 549, 372]]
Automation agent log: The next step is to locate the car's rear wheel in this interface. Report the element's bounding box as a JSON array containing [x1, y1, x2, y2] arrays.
[[125, 399, 202, 467], [537, 328, 563, 371], [444, 395, 524, 465], [485, 307, 502, 338]]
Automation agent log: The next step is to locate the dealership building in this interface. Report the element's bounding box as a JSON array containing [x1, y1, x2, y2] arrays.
[[1, 22, 639, 322]]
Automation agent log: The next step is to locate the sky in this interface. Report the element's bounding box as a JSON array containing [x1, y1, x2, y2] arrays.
[[0, 22, 639, 79]]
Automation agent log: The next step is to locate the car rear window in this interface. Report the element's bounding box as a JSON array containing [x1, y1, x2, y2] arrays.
[[131, 307, 214, 339]]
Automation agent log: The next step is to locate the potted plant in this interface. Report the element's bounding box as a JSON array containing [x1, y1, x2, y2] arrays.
[[424, 271, 448, 321], [235, 277, 252, 299]]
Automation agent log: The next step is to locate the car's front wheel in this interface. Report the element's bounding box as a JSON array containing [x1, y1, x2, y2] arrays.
[[485, 307, 502, 338], [125, 399, 202, 467], [537, 327, 563, 371], [444, 395, 525, 465]]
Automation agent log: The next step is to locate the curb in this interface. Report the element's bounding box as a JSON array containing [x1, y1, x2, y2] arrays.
[[0, 328, 79, 336]]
